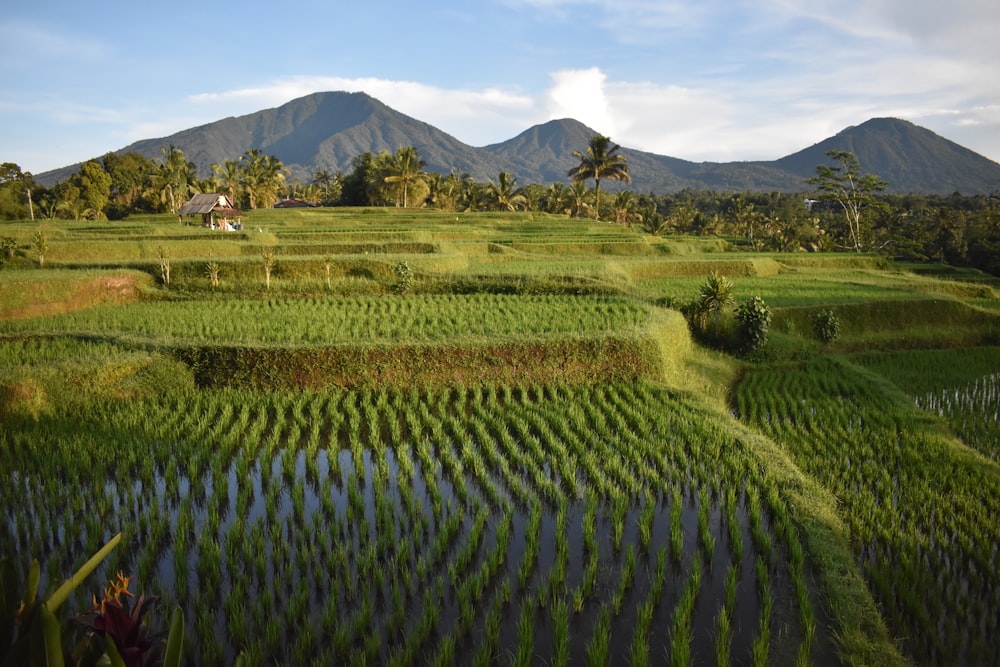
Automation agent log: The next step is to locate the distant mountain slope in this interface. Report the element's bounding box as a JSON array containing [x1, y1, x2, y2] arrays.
[[35, 92, 1000, 194], [119, 92, 505, 183], [774, 118, 1000, 194]]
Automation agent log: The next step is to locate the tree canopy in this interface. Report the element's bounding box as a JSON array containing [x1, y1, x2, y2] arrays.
[[807, 150, 888, 253], [567, 134, 631, 221]]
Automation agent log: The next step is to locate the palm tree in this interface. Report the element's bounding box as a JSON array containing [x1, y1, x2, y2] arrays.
[[567, 181, 590, 218], [383, 146, 428, 208], [149, 146, 198, 214], [312, 170, 340, 205], [544, 182, 569, 215], [612, 191, 637, 226], [696, 271, 735, 336], [486, 172, 527, 212], [212, 159, 242, 208], [567, 134, 631, 220]]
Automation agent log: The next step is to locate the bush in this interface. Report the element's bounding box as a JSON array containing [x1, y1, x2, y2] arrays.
[[812, 309, 841, 343], [393, 260, 414, 294], [736, 296, 772, 354]]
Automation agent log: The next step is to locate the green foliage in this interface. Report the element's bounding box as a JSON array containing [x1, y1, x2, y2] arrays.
[[260, 246, 276, 290], [382, 146, 429, 208], [204, 260, 220, 288], [0, 163, 36, 221], [567, 134, 631, 220], [1, 534, 121, 667], [811, 309, 841, 343], [736, 295, 772, 353], [392, 260, 413, 294], [807, 150, 888, 253], [735, 356, 1000, 664], [683, 272, 737, 346], [156, 246, 170, 287], [1, 237, 17, 261], [31, 228, 48, 268]]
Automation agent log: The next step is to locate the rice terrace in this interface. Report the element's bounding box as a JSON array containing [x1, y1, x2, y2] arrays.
[[1, 207, 999, 666]]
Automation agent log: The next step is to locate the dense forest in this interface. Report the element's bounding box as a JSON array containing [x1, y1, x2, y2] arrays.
[[2, 142, 999, 276]]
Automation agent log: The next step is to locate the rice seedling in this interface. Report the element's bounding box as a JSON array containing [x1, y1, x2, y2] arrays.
[[736, 354, 1000, 664], [639, 490, 656, 551], [551, 595, 571, 666], [512, 593, 536, 667], [670, 552, 702, 666], [698, 487, 716, 562], [670, 487, 684, 563], [752, 555, 772, 667], [518, 500, 543, 589], [472, 596, 504, 667], [586, 608, 613, 667]]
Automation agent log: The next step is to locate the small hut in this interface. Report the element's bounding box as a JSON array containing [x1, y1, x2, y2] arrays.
[[178, 193, 244, 230]]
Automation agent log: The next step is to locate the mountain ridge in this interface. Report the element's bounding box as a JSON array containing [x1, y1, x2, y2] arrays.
[[35, 91, 1000, 195]]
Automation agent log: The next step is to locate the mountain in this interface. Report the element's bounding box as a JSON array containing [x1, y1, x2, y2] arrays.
[[774, 118, 1000, 194], [35, 92, 1000, 194], [106, 92, 505, 184]]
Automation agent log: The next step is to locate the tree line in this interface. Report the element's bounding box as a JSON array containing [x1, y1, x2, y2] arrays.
[[1, 139, 998, 275]]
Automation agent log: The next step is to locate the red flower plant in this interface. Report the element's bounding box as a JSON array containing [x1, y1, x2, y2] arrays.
[[75, 572, 166, 667]]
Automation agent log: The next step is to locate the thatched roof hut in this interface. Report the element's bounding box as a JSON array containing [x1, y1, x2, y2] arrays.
[[178, 193, 244, 229]]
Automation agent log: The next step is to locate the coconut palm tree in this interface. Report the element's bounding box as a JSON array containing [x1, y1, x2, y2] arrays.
[[241, 149, 288, 209], [567, 181, 591, 219], [149, 146, 198, 214], [612, 191, 637, 226], [212, 159, 242, 208], [544, 182, 569, 215], [383, 146, 428, 208], [567, 134, 631, 220], [486, 172, 527, 212]]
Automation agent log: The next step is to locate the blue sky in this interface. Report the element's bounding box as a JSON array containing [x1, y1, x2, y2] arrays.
[[2, 0, 998, 176]]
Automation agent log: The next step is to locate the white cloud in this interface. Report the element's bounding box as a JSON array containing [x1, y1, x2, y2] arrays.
[[544, 69, 617, 135]]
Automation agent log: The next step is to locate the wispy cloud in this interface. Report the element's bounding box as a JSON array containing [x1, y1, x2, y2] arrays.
[[0, 20, 110, 67]]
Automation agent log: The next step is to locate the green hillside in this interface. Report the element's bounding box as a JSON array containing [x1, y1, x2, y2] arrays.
[[2, 209, 998, 666]]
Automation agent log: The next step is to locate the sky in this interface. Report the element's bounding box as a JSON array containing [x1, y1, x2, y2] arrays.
[[2, 0, 999, 176]]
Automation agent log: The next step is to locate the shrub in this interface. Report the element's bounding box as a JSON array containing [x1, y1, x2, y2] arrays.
[[736, 296, 772, 354], [0, 237, 15, 265], [811, 309, 841, 343], [392, 260, 414, 294]]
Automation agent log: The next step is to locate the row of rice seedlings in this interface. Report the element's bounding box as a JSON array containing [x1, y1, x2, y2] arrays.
[[517, 405, 582, 499], [505, 410, 563, 503], [2, 293, 648, 343], [916, 371, 1000, 461], [752, 556, 773, 666], [669, 549, 703, 666], [631, 547, 669, 667], [518, 500, 544, 589], [466, 409, 533, 506], [548, 399, 613, 498], [735, 357, 1000, 664], [715, 564, 740, 667], [571, 392, 647, 500], [697, 487, 716, 562], [479, 397, 560, 503], [3, 381, 812, 664]]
